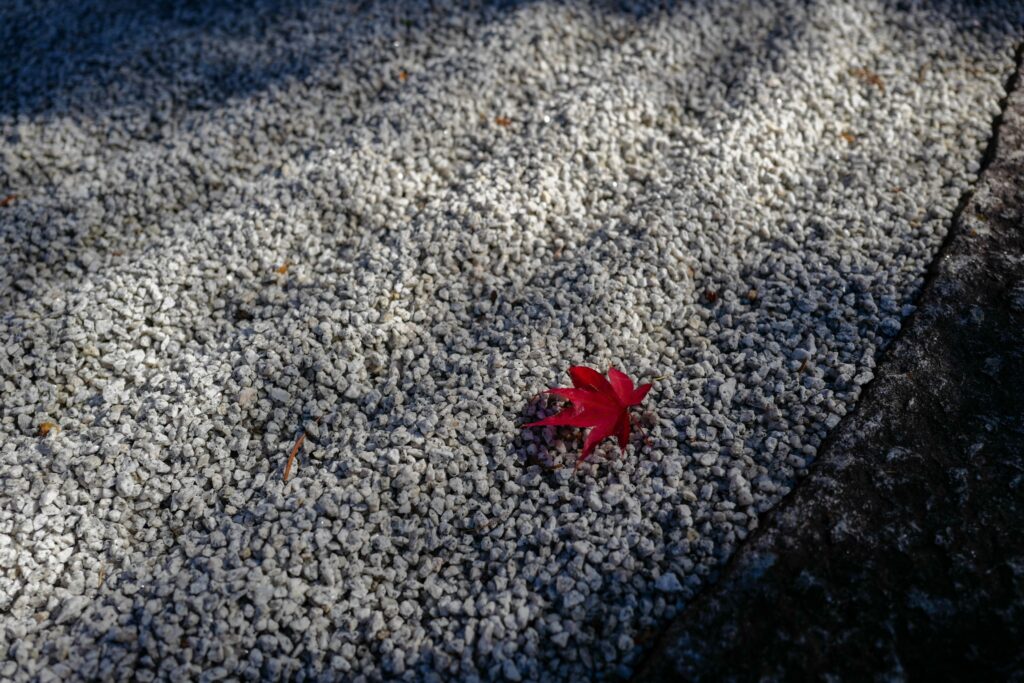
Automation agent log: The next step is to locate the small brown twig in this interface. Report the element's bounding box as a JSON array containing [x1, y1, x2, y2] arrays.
[[283, 415, 323, 482], [283, 432, 306, 482]]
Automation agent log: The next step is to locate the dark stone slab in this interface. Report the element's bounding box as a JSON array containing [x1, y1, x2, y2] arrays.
[[634, 49, 1024, 683]]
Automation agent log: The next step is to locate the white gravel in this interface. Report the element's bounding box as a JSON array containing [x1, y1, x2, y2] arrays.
[[1, 1, 1021, 681]]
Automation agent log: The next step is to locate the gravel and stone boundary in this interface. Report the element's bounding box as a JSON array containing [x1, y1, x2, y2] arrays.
[[635, 45, 1024, 683]]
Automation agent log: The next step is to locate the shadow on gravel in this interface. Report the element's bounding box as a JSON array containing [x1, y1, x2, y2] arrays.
[[2, 1, 1022, 681], [1, 0, 321, 121], [1, 0, 674, 123], [3, 0, 1010, 305], [510, 393, 563, 470], [1, 0, 807, 317]]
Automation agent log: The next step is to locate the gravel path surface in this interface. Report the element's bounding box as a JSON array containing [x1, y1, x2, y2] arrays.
[[1, 1, 1021, 681]]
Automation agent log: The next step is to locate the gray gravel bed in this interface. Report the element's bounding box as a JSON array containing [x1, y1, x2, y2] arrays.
[[1, 1, 1022, 681]]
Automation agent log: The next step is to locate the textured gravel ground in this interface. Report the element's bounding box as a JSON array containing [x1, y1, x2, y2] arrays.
[[635, 49, 1024, 680], [1, 1, 1022, 681]]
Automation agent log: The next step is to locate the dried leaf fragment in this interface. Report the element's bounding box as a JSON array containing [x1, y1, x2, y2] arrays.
[[38, 421, 60, 437], [849, 67, 885, 92], [283, 432, 306, 482]]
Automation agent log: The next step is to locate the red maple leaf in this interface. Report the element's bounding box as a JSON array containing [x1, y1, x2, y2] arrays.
[[525, 366, 652, 467]]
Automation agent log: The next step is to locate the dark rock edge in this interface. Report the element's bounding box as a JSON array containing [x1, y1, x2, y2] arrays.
[[634, 45, 1024, 683]]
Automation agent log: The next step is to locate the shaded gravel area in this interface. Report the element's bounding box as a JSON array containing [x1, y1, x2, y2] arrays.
[[635, 46, 1024, 683], [2, 1, 1023, 681]]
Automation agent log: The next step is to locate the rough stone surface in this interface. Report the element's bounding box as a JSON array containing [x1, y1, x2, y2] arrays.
[[635, 48, 1024, 683]]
